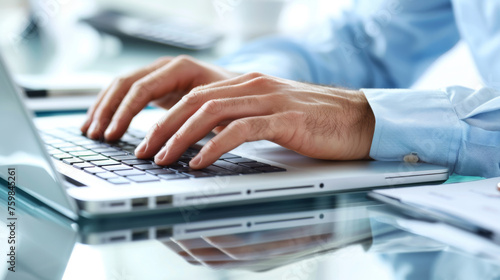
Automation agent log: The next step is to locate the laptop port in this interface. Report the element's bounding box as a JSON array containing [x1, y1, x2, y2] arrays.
[[131, 198, 148, 208], [155, 227, 173, 239], [109, 201, 125, 207], [109, 236, 126, 242], [155, 195, 172, 206], [132, 229, 149, 241]]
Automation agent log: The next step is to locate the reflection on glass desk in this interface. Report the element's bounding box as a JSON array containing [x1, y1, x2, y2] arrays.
[[1, 179, 500, 280]]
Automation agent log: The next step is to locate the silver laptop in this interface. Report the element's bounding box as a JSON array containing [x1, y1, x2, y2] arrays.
[[0, 55, 449, 220]]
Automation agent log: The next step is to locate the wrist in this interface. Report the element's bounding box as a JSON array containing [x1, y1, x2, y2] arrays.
[[357, 91, 375, 159], [340, 89, 375, 160]]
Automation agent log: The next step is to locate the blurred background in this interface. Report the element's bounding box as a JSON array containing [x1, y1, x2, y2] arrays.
[[0, 0, 482, 111]]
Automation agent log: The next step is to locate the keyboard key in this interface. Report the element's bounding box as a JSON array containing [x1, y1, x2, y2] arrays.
[[63, 158, 84, 165], [82, 155, 109, 161], [170, 166, 192, 173], [125, 139, 142, 146], [213, 160, 261, 174], [73, 139, 96, 145], [84, 143, 109, 149], [51, 142, 77, 148], [177, 158, 192, 165], [219, 153, 240, 160], [146, 169, 176, 175], [165, 162, 187, 169], [108, 177, 131, 185], [61, 127, 83, 135], [60, 146, 87, 152], [73, 162, 95, 169], [128, 174, 160, 183], [121, 147, 137, 153], [134, 164, 162, 171], [92, 147, 119, 153], [45, 139, 65, 145], [52, 153, 73, 160], [123, 159, 151, 166], [70, 151, 98, 157], [48, 148, 62, 155], [84, 167, 107, 174], [91, 159, 120, 166], [182, 171, 213, 178], [101, 151, 128, 157], [239, 162, 271, 168], [158, 174, 189, 180], [102, 164, 133, 171], [112, 155, 139, 161], [254, 166, 287, 173], [127, 129, 147, 138], [202, 166, 237, 176], [225, 158, 256, 164], [115, 169, 145, 176], [97, 172, 120, 179]]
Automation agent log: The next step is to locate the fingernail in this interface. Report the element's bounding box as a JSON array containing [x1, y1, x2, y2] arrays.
[[135, 140, 148, 155], [88, 122, 98, 137], [190, 154, 202, 167], [81, 118, 91, 132], [105, 122, 117, 138], [155, 147, 168, 162]]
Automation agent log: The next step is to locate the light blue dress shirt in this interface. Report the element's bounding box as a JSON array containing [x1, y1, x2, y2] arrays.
[[218, 0, 500, 178]]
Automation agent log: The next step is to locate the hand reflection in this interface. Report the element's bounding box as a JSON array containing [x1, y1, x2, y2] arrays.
[[163, 221, 371, 272]]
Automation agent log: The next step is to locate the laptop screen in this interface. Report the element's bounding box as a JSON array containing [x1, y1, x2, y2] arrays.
[[0, 54, 78, 219]]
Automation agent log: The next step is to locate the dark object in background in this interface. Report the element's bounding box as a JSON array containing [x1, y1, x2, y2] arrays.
[[81, 10, 222, 50]]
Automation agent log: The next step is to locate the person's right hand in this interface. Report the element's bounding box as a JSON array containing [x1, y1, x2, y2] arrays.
[[80, 55, 239, 141]]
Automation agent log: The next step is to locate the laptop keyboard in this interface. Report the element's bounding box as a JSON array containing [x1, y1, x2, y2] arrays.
[[40, 127, 286, 185]]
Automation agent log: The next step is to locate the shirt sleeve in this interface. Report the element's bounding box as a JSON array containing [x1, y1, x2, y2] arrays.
[[363, 86, 500, 178], [218, 0, 459, 89]]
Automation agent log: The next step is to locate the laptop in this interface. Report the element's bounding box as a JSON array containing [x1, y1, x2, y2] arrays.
[[1, 183, 381, 279], [0, 54, 449, 220]]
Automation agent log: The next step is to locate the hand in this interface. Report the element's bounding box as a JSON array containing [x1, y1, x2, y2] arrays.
[[164, 226, 337, 271], [81, 55, 239, 140], [135, 72, 375, 169]]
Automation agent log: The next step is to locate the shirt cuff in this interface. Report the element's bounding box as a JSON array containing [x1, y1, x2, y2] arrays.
[[362, 88, 462, 173]]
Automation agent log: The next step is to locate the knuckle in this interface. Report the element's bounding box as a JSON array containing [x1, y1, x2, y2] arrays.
[[131, 80, 149, 94], [230, 119, 251, 137], [204, 138, 219, 154], [248, 75, 274, 87], [244, 72, 264, 80], [154, 56, 172, 65], [150, 122, 162, 135], [200, 100, 223, 115], [113, 76, 130, 87], [286, 111, 306, 122], [170, 132, 184, 146], [130, 81, 154, 101], [183, 88, 204, 105], [175, 55, 194, 64]]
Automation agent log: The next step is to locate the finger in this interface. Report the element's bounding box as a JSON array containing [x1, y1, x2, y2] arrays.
[[80, 82, 114, 134], [153, 95, 274, 165], [135, 77, 276, 159], [212, 125, 227, 134], [104, 56, 213, 141], [188, 114, 292, 169], [85, 57, 173, 139], [191, 71, 266, 91]]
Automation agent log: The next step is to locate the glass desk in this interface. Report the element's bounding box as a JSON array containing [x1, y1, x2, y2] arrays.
[[1, 178, 499, 280]]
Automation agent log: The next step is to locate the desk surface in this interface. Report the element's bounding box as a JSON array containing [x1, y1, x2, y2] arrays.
[[1, 177, 499, 280]]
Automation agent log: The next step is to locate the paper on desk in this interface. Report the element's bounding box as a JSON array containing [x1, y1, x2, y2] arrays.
[[373, 177, 500, 242]]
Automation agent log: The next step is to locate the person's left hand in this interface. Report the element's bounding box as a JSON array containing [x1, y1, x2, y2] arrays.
[[134, 72, 375, 169]]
